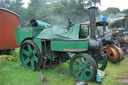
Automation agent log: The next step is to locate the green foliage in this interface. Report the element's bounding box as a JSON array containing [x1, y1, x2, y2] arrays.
[[10, 48, 20, 58], [34, 0, 90, 25], [0, 0, 126, 29], [0, 0, 101, 25], [122, 9, 128, 14], [0, 0, 26, 24], [109, 21, 124, 28]]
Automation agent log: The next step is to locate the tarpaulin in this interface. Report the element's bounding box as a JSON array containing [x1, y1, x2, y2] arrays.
[[36, 24, 80, 40]]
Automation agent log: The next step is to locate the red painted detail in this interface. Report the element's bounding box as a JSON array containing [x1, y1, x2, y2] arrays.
[[64, 48, 87, 51]]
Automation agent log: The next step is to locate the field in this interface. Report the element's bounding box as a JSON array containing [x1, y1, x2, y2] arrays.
[[0, 48, 128, 85]]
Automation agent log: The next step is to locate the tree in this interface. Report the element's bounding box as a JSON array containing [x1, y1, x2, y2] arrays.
[[0, 0, 11, 8], [34, 0, 101, 25], [102, 7, 120, 16], [0, 0, 26, 23], [7, 0, 26, 23], [122, 9, 128, 14]]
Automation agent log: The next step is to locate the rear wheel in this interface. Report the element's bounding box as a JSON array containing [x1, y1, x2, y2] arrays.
[[20, 40, 42, 70], [93, 52, 108, 70], [70, 53, 97, 82]]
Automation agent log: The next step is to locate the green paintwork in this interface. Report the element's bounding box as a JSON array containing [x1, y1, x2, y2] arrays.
[[33, 39, 42, 54], [51, 40, 88, 52], [15, 27, 43, 46], [20, 41, 38, 70]]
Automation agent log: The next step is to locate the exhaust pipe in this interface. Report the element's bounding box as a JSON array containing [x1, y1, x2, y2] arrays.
[[88, 7, 97, 39], [124, 16, 128, 31]]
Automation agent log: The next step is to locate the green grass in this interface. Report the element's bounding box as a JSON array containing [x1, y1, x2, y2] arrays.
[[0, 49, 128, 85]]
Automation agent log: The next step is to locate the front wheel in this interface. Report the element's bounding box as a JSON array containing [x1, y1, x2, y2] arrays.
[[70, 53, 97, 82]]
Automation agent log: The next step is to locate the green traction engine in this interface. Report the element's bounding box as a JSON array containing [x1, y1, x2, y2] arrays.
[[15, 7, 107, 82]]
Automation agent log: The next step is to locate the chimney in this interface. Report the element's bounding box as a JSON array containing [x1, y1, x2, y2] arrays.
[[88, 7, 97, 39]]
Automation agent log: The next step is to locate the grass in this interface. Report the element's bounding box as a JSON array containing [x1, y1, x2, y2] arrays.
[[0, 49, 128, 85]]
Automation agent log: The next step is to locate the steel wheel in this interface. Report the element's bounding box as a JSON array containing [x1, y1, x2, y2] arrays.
[[70, 53, 97, 82], [20, 40, 42, 70], [93, 52, 108, 70]]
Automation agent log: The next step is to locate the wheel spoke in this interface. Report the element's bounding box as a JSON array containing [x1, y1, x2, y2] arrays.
[[31, 60, 35, 69], [83, 60, 89, 65], [76, 58, 82, 65], [85, 68, 92, 72], [73, 63, 81, 69], [76, 71, 82, 77], [23, 50, 30, 56], [32, 49, 36, 55], [33, 56, 38, 63], [25, 57, 30, 64], [78, 71, 86, 79], [28, 44, 32, 52], [83, 64, 92, 72]]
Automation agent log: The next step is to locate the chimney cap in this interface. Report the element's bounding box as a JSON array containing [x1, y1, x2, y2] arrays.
[[88, 6, 98, 9]]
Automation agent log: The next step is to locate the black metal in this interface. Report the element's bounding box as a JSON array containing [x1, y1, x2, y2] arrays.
[[88, 7, 97, 39], [88, 39, 102, 52], [103, 22, 107, 33], [92, 51, 108, 70], [87, 25, 89, 36], [124, 16, 128, 31]]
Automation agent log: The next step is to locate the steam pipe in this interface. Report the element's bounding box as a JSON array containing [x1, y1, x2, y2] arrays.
[[88, 7, 97, 39], [102, 17, 107, 33], [103, 23, 106, 32], [124, 15, 128, 31]]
